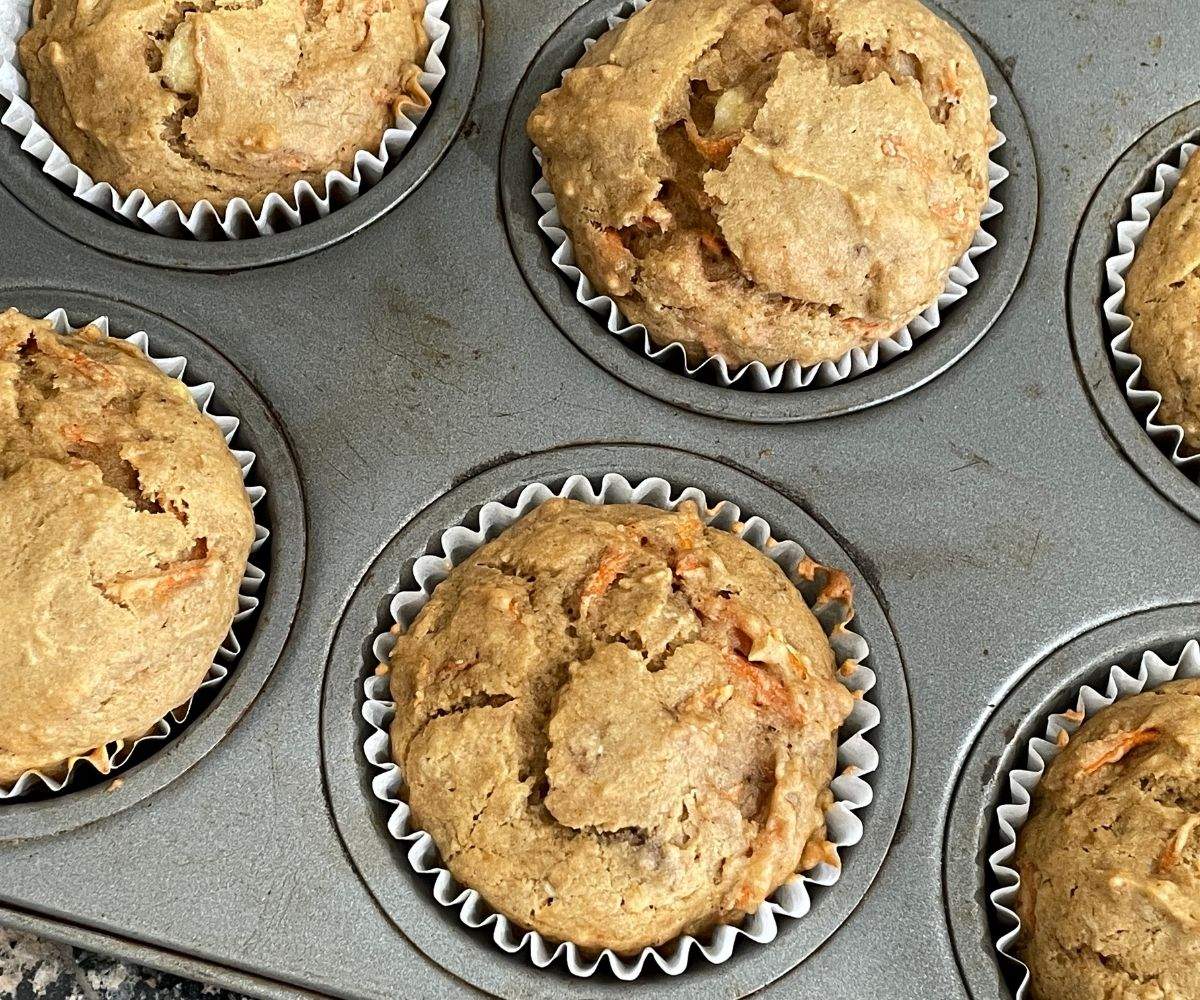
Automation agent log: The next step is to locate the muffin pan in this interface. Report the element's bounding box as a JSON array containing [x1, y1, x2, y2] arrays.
[[500, 0, 1037, 422], [945, 606, 1200, 1000], [2, 1, 1200, 998], [1070, 100, 1200, 526], [0, 0, 483, 271], [324, 445, 907, 996], [0, 288, 306, 840]]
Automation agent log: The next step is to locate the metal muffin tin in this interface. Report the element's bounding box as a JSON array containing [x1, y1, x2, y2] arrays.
[[2, 1, 1199, 998]]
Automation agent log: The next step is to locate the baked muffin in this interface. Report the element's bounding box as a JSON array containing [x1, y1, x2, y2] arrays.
[[527, 0, 995, 368], [1125, 153, 1200, 451], [388, 498, 855, 953], [1014, 679, 1200, 999], [18, 0, 430, 212], [0, 310, 255, 785]]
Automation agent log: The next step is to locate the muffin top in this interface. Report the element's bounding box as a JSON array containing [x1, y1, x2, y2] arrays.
[[1014, 679, 1200, 999], [388, 498, 855, 953], [1125, 153, 1200, 451], [0, 310, 255, 785], [527, 0, 994, 368], [19, 0, 429, 212]]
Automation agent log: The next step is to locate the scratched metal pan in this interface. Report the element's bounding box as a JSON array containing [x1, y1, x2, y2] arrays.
[[0, 1, 1197, 998]]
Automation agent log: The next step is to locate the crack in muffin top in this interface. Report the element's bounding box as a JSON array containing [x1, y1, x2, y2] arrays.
[[0, 309, 254, 785], [18, 0, 430, 211], [527, 0, 995, 368], [388, 498, 855, 954]]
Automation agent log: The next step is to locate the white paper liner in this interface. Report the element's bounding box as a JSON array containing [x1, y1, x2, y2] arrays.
[[362, 472, 879, 979], [0, 309, 269, 799], [1103, 141, 1200, 474], [531, 0, 1008, 391], [987, 640, 1200, 999], [0, 0, 449, 240]]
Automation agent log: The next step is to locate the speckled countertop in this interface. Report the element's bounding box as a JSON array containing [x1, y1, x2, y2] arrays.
[[1, 933, 244, 1000]]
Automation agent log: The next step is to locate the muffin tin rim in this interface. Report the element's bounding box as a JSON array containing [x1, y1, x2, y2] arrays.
[[1068, 99, 1200, 525], [0, 0, 483, 273], [497, 0, 1040, 424], [318, 442, 912, 999], [0, 287, 307, 841], [942, 603, 1200, 1000]]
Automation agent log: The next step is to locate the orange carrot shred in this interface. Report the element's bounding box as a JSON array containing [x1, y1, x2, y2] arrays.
[[1079, 727, 1159, 775]]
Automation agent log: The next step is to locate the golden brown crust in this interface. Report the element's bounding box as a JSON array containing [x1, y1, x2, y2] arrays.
[[19, 0, 430, 212], [1125, 153, 1200, 451], [0, 309, 255, 784], [527, 0, 994, 368], [388, 499, 854, 953], [1014, 679, 1200, 999]]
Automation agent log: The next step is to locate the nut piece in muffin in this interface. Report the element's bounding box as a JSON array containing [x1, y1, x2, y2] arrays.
[[1014, 679, 1200, 999], [0, 309, 255, 785], [527, 0, 995, 368], [18, 0, 430, 212], [1125, 153, 1200, 451], [388, 498, 856, 954]]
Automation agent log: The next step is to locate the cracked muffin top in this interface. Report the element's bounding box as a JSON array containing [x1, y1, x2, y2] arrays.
[[0, 310, 255, 785], [527, 0, 995, 368], [387, 498, 855, 953], [18, 0, 429, 212], [1125, 153, 1200, 452], [1014, 679, 1200, 1000]]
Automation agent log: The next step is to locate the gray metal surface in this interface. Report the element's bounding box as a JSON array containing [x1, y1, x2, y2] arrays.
[[0, 1, 1197, 998]]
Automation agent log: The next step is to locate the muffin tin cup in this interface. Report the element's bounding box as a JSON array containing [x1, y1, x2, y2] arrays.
[[1102, 140, 1200, 477], [0, 0, 449, 240], [530, 0, 1009, 391], [360, 471, 879, 979], [0, 309, 270, 800], [987, 640, 1200, 999]]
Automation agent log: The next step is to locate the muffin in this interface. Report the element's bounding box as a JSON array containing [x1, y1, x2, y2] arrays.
[[0, 309, 255, 785], [387, 498, 855, 953], [1013, 679, 1200, 999], [527, 0, 995, 369], [18, 0, 430, 212], [1125, 152, 1200, 451]]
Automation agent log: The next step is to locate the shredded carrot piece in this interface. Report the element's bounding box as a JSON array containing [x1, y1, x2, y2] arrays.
[[818, 567, 854, 608], [698, 232, 727, 256], [152, 559, 211, 596], [672, 508, 703, 553], [577, 545, 628, 618], [1063, 709, 1085, 724], [724, 652, 804, 725], [683, 118, 737, 162], [102, 557, 211, 603], [1056, 729, 1069, 748], [1158, 815, 1200, 873], [61, 347, 115, 385], [1078, 727, 1159, 775], [593, 227, 627, 265], [60, 422, 96, 445], [674, 550, 707, 576], [842, 317, 890, 336], [733, 881, 757, 912], [794, 556, 820, 582]]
